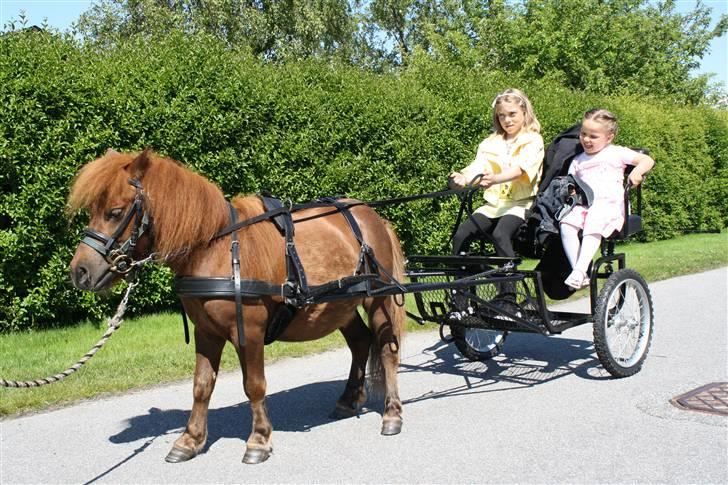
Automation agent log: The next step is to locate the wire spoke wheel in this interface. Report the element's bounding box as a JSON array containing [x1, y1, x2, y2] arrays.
[[449, 234, 512, 361], [452, 323, 508, 361], [593, 269, 654, 377]]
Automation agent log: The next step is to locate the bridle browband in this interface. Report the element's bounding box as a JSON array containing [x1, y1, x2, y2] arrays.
[[80, 178, 151, 275]]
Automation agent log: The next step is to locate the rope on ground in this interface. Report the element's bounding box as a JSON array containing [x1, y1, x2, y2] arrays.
[[0, 281, 138, 388]]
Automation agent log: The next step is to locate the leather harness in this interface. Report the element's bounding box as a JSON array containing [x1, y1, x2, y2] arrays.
[[174, 195, 404, 349], [79, 178, 468, 349]]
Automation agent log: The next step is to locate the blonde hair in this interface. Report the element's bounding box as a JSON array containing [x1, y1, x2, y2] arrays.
[[583, 108, 619, 135], [491, 88, 541, 135]]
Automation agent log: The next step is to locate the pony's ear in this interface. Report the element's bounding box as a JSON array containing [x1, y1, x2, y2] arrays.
[[129, 148, 153, 180], [105, 148, 121, 157]]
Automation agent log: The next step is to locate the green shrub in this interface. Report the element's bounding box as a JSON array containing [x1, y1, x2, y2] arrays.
[[1, 31, 725, 331]]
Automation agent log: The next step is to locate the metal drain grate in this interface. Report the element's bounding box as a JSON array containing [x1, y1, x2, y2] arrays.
[[671, 382, 728, 416]]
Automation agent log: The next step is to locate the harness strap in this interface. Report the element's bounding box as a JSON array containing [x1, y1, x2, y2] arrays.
[[174, 277, 292, 298], [330, 199, 407, 294], [81, 230, 113, 255], [260, 196, 309, 304], [109, 191, 141, 247], [332, 200, 365, 245], [264, 304, 297, 345], [259, 194, 290, 235], [180, 305, 190, 345], [174, 276, 379, 301], [229, 203, 245, 350], [213, 205, 290, 239]]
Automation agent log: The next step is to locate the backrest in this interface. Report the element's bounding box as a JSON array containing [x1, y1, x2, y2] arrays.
[[515, 123, 584, 258], [538, 123, 583, 193], [608, 148, 649, 240]]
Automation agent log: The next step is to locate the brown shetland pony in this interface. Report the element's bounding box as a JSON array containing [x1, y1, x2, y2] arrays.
[[68, 149, 406, 464]]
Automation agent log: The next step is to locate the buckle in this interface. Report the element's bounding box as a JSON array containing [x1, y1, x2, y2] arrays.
[[281, 280, 297, 299], [109, 250, 134, 275]]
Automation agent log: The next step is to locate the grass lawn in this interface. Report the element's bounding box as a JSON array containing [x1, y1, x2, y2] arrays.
[[1, 230, 726, 417]]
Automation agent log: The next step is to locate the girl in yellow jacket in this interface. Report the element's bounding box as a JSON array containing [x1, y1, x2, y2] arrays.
[[450, 88, 544, 257]]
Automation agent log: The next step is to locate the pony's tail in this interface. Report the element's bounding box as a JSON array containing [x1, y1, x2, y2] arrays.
[[367, 222, 407, 398]]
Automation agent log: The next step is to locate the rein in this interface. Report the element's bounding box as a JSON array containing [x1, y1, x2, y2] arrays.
[[213, 185, 475, 240]]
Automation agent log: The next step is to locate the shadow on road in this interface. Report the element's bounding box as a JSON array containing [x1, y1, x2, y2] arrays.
[[400, 331, 608, 405], [108, 379, 344, 444], [106, 332, 608, 454]]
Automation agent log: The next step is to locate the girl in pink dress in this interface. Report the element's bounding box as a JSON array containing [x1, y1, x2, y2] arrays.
[[560, 109, 655, 289]]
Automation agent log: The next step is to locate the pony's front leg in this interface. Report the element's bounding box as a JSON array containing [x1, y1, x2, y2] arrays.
[[166, 328, 225, 463], [237, 337, 273, 464]]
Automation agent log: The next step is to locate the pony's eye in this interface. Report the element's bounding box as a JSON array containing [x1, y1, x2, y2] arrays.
[[105, 208, 123, 221]]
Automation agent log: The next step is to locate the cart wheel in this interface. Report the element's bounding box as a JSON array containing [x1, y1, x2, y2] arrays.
[[592, 268, 653, 378], [451, 323, 508, 361]]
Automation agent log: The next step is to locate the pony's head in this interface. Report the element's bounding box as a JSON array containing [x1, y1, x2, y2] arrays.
[[69, 148, 230, 290], [68, 149, 156, 290]]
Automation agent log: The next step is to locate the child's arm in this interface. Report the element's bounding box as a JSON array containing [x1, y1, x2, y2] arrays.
[[480, 134, 544, 188], [450, 140, 494, 187], [479, 166, 523, 188], [628, 153, 655, 187]]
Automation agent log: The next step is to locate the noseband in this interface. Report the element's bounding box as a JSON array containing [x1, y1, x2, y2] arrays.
[[80, 178, 151, 275]]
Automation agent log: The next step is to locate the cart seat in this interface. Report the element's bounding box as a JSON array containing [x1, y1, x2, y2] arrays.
[[529, 147, 651, 300], [612, 213, 642, 240]]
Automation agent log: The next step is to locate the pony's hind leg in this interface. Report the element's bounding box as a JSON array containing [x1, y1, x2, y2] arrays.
[[166, 327, 226, 463], [366, 296, 405, 436], [330, 310, 372, 419]]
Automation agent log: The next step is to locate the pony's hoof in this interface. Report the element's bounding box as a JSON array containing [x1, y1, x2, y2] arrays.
[[242, 447, 271, 464], [381, 419, 402, 436], [165, 446, 197, 463], [329, 404, 357, 420]]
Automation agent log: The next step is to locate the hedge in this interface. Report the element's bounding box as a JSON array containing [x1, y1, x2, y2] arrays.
[[1, 30, 725, 331]]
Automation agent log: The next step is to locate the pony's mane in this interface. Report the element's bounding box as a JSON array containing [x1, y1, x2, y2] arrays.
[[70, 150, 284, 279], [142, 153, 231, 258], [69, 150, 230, 259], [68, 151, 137, 215]]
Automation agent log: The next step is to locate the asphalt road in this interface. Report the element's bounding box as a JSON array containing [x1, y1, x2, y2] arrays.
[[1, 268, 726, 484]]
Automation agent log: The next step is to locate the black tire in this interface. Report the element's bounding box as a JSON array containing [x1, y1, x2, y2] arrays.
[[449, 231, 514, 361], [451, 322, 508, 361], [593, 268, 654, 378]]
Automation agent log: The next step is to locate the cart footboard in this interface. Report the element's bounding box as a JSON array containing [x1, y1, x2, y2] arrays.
[[406, 259, 551, 334]]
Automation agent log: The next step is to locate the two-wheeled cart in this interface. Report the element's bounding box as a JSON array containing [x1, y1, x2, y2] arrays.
[[399, 162, 654, 377]]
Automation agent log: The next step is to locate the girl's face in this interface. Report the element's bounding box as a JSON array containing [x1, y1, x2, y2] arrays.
[[495, 101, 526, 138], [580, 119, 615, 155]]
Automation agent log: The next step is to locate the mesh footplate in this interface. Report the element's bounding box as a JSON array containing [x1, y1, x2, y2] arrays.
[[410, 270, 548, 333]]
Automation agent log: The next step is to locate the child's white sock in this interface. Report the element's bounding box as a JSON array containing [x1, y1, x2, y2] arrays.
[[575, 233, 602, 274], [560, 223, 580, 269]]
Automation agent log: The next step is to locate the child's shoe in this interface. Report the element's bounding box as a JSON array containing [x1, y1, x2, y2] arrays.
[[565, 269, 589, 290]]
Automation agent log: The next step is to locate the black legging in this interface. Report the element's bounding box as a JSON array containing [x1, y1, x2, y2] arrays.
[[452, 213, 524, 257]]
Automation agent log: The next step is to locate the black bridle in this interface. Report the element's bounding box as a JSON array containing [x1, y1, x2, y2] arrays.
[[80, 178, 151, 275]]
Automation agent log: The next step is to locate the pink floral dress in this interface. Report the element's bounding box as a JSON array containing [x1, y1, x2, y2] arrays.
[[560, 144, 639, 237]]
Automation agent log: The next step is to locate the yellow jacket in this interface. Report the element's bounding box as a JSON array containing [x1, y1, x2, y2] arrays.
[[460, 131, 544, 219]]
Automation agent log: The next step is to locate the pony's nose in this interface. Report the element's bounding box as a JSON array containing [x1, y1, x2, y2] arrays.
[[72, 264, 92, 290]]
